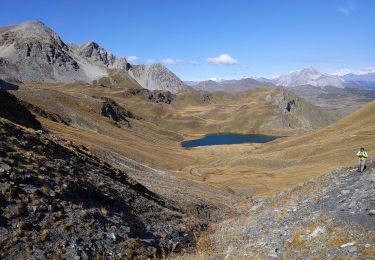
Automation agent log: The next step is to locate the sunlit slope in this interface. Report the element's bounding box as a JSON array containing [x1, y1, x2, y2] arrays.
[[182, 100, 375, 196]]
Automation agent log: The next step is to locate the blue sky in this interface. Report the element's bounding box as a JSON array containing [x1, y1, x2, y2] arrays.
[[1, 0, 374, 80]]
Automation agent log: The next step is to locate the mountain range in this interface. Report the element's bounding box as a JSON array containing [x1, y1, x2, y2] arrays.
[[2, 20, 375, 96], [189, 67, 375, 93], [0, 20, 186, 93]]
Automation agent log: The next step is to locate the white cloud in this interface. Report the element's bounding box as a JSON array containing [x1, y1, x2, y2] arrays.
[[331, 68, 352, 76], [126, 55, 138, 62], [360, 67, 375, 74], [331, 67, 375, 76], [163, 58, 183, 65], [163, 58, 176, 65], [207, 54, 238, 65], [145, 59, 155, 64], [191, 60, 199, 65], [338, 2, 356, 15]]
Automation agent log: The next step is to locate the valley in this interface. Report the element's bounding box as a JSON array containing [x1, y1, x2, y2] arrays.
[[1, 19, 374, 259]]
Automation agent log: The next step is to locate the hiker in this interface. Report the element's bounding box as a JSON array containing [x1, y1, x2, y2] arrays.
[[357, 147, 368, 172]]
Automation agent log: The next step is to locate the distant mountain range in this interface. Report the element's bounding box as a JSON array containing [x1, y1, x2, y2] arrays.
[[188, 67, 375, 93], [0, 20, 186, 93]]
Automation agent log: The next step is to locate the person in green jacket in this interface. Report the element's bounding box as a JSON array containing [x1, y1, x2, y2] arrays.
[[357, 147, 368, 172]]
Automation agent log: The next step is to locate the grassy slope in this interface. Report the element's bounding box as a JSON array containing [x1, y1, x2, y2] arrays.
[[13, 82, 368, 198], [182, 99, 375, 196]]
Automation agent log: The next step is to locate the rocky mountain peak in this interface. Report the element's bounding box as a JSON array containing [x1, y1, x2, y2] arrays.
[[0, 21, 131, 83], [0, 20, 187, 92], [301, 66, 320, 74], [128, 63, 187, 93], [75, 40, 128, 70], [1, 20, 65, 47]]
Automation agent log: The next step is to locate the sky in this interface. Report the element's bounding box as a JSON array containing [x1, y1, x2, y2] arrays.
[[1, 0, 375, 81]]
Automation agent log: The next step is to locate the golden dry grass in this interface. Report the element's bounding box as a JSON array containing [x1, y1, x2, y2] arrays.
[[13, 83, 375, 198]]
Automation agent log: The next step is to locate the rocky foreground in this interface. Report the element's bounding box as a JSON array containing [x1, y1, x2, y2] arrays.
[[0, 114, 204, 258], [200, 160, 375, 259]]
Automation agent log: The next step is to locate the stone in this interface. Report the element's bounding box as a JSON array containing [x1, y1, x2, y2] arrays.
[[0, 162, 11, 173], [347, 246, 357, 253], [310, 226, 326, 238], [340, 190, 351, 195], [109, 233, 116, 241], [340, 242, 356, 248]]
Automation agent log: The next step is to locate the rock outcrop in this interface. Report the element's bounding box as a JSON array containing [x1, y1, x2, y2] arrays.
[[99, 97, 139, 126]]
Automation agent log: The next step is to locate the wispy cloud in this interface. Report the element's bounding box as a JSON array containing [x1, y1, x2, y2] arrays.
[[330, 67, 375, 76], [331, 68, 352, 76], [145, 59, 155, 64], [163, 58, 183, 65], [126, 55, 138, 62], [191, 60, 199, 65], [338, 1, 356, 15], [207, 54, 238, 65]]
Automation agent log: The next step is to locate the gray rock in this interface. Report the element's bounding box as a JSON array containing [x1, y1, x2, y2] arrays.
[[0, 162, 11, 173], [347, 246, 358, 253], [341, 189, 351, 195]]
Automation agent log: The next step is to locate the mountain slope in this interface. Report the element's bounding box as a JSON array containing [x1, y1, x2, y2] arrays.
[[0, 91, 210, 259], [202, 98, 375, 195], [289, 85, 375, 116], [128, 63, 188, 93], [191, 77, 271, 93], [343, 72, 375, 88], [199, 162, 375, 258], [0, 20, 128, 83]]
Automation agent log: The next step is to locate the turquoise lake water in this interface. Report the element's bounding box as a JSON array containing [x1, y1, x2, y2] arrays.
[[181, 133, 278, 148]]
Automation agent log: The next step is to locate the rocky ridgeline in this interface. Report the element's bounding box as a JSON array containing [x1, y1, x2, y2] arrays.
[[203, 162, 375, 259], [0, 21, 188, 93], [0, 21, 127, 83]]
